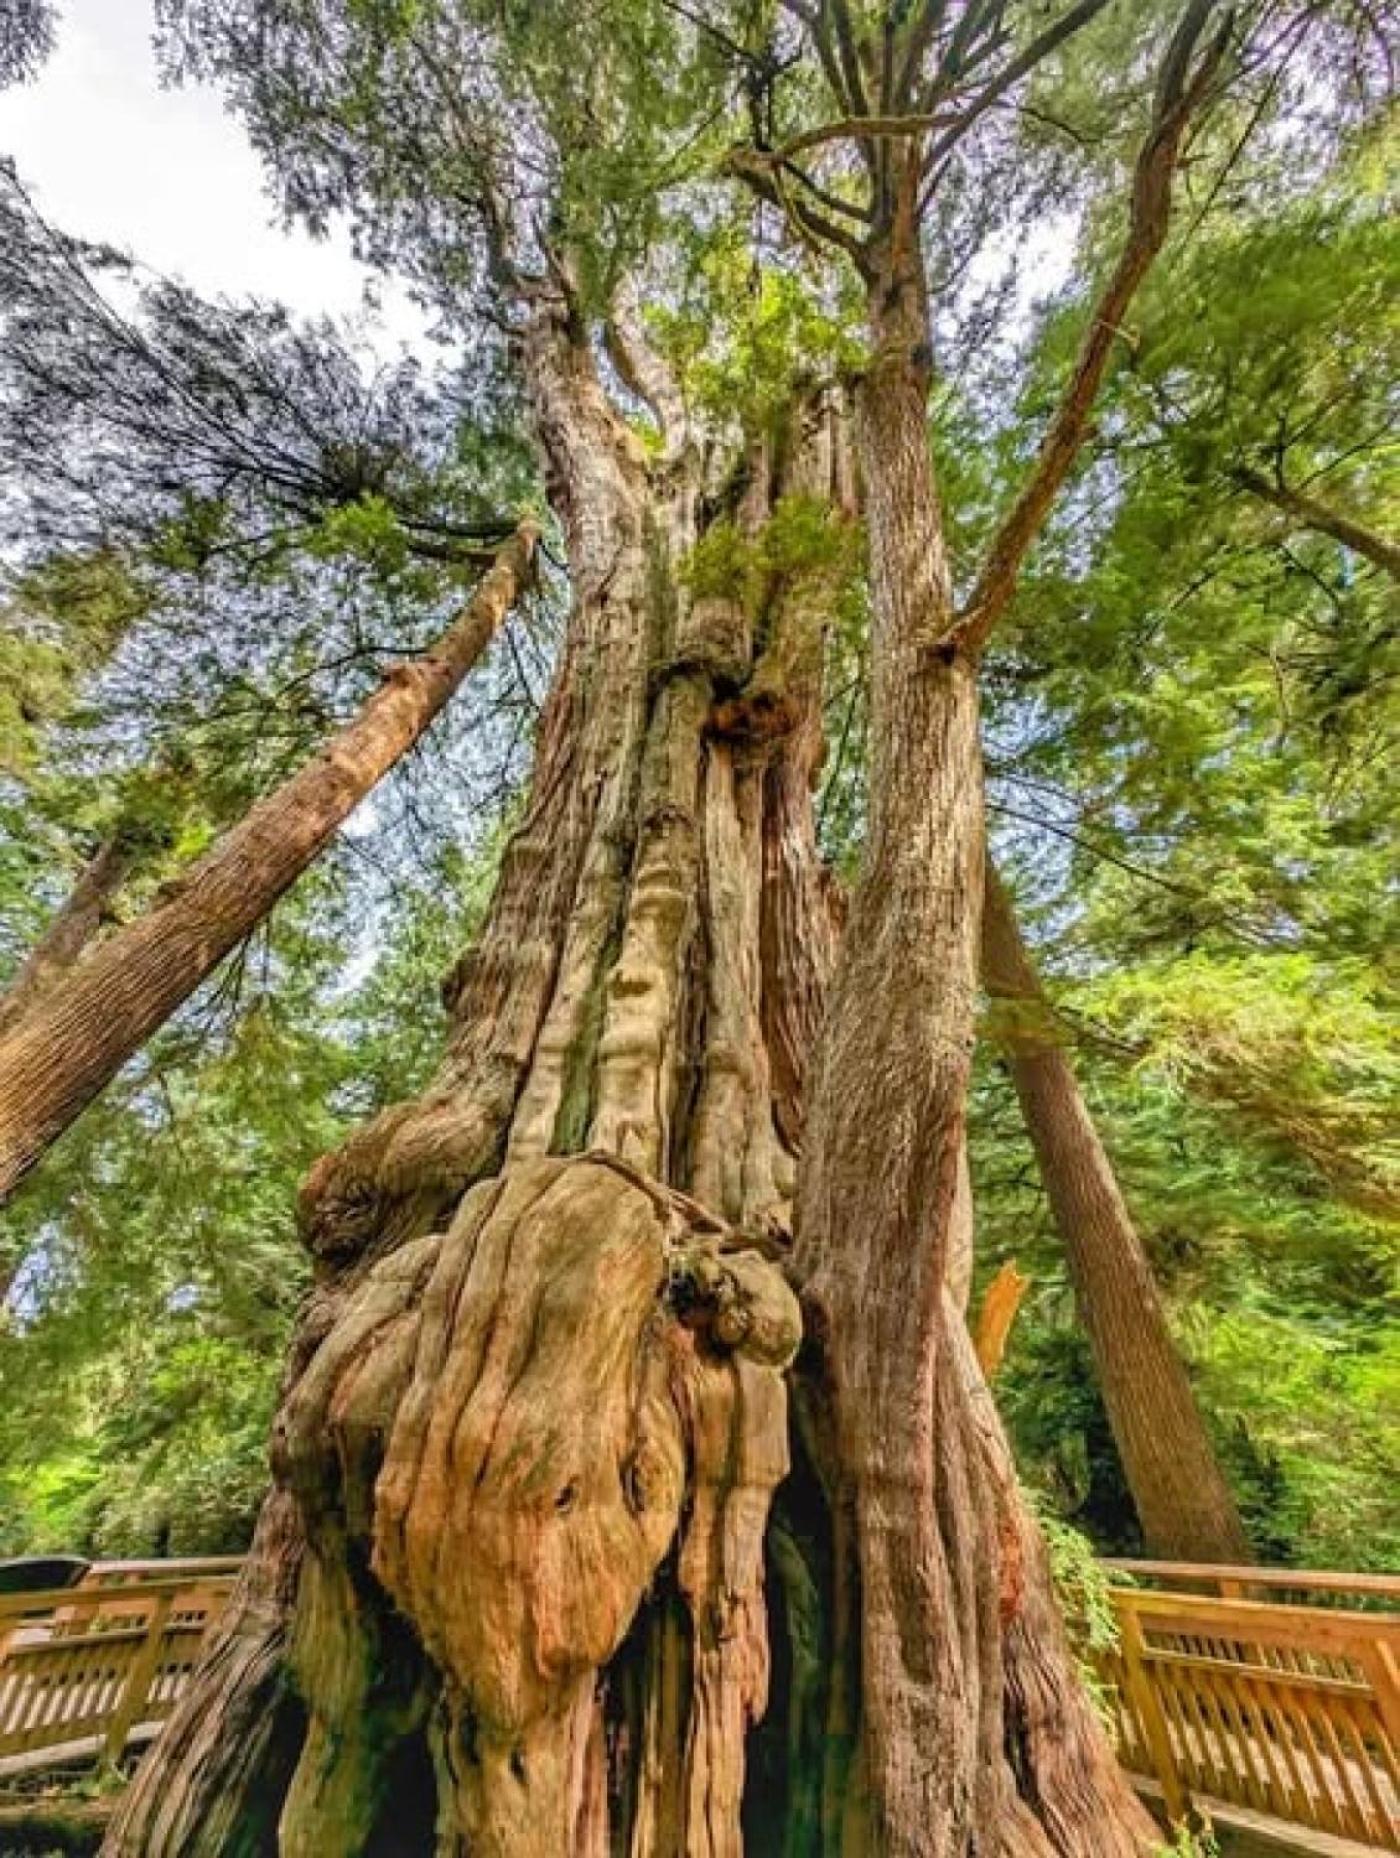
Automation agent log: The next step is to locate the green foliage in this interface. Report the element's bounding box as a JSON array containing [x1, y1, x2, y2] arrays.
[[1153, 1825, 1218, 1858], [684, 495, 859, 614], [1033, 1496, 1122, 1726], [651, 246, 863, 432]]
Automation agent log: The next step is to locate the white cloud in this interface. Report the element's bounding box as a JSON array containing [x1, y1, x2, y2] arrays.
[[0, 0, 432, 352]]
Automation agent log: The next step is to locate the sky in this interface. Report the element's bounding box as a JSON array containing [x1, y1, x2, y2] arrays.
[[0, 0, 430, 349]]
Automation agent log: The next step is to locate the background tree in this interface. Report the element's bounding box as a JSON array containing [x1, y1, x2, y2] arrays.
[[982, 860, 1253, 1564]]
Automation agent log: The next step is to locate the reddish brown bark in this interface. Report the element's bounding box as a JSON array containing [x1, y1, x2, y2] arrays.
[[981, 861, 1252, 1565], [793, 213, 1153, 1852], [0, 526, 535, 1206]]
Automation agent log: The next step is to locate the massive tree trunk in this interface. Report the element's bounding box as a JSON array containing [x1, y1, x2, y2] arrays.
[[981, 861, 1252, 1565], [0, 530, 534, 1207], [106, 285, 1144, 1853], [790, 210, 1153, 1855]]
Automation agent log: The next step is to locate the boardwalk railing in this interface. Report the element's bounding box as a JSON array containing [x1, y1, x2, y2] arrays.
[[1102, 1560, 1400, 1850], [0, 1559, 237, 1776], [2, 1549, 1397, 1851]]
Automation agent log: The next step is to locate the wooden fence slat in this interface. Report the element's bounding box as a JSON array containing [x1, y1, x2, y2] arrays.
[[102, 1591, 173, 1764], [0, 1572, 234, 1776]]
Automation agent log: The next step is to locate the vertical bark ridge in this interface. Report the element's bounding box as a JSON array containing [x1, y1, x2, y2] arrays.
[[794, 237, 1154, 1853]]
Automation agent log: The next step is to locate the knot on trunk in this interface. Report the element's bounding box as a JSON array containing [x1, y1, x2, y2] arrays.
[[296, 1094, 500, 1265], [276, 1152, 799, 1855], [668, 1245, 801, 1368]]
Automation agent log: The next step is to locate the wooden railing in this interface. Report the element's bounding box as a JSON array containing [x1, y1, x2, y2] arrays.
[[3, 1548, 1397, 1852], [0, 1560, 237, 1776], [1102, 1561, 1400, 1850]]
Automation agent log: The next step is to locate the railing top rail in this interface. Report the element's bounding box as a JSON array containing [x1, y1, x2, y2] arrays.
[[85, 1556, 244, 1577], [1104, 1558, 1400, 1602], [1113, 1584, 1400, 1653], [0, 1572, 237, 1622]]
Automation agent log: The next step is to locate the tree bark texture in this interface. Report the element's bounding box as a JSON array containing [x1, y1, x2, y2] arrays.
[[791, 235, 1154, 1854], [0, 527, 536, 1206], [106, 309, 851, 1856], [981, 862, 1253, 1565], [107, 287, 1146, 1853]]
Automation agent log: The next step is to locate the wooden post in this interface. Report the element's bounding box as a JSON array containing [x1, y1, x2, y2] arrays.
[[1360, 1638, 1400, 1752], [1116, 1597, 1189, 1825], [101, 1590, 173, 1766]]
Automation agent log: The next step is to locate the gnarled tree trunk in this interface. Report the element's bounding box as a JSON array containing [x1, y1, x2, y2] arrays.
[[106, 307, 852, 1856], [981, 861, 1252, 1565], [107, 287, 1145, 1854]]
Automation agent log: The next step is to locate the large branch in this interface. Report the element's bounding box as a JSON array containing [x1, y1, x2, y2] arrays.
[[1234, 464, 1400, 581], [921, 0, 1115, 173], [0, 525, 537, 1206], [952, 0, 1231, 658]]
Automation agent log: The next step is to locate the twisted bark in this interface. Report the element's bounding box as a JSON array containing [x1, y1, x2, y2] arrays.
[[107, 316, 852, 1856]]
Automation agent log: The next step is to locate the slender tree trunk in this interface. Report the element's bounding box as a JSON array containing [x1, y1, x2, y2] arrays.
[[1233, 464, 1400, 581], [0, 528, 535, 1206], [981, 861, 1252, 1564], [792, 224, 1153, 1854], [0, 828, 141, 1040]]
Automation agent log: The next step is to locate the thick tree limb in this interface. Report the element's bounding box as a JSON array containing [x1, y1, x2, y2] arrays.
[[951, 0, 1232, 658], [0, 525, 537, 1205], [1234, 464, 1400, 581]]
